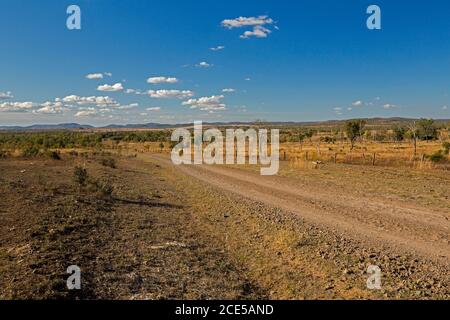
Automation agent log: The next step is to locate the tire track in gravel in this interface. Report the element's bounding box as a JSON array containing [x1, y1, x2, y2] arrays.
[[145, 154, 450, 267]]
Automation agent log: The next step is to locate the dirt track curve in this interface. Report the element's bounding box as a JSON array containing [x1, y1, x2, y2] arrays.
[[145, 154, 450, 266]]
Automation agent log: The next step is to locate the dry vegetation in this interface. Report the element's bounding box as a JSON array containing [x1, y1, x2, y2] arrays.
[[0, 118, 449, 300]]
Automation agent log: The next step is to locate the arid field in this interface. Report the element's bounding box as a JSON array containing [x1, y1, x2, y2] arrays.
[[0, 121, 449, 299]]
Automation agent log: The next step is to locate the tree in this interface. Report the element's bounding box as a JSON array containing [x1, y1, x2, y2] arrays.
[[406, 121, 418, 156], [297, 130, 306, 151], [344, 120, 366, 150], [304, 129, 314, 144], [393, 126, 406, 141], [417, 118, 438, 141]]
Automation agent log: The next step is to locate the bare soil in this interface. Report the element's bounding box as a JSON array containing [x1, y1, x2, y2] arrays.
[[1, 152, 448, 299]]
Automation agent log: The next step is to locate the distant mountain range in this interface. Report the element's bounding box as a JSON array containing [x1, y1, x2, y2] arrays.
[[0, 118, 449, 131]]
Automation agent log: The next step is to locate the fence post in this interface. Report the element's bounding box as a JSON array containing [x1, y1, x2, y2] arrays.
[[372, 152, 376, 166]]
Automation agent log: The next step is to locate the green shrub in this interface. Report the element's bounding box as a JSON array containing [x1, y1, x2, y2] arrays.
[[100, 157, 116, 168], [22, 145, 40, 157], [46, 150, 61, 160], [428, 151, 445, 163], [90, 179, 114, 198], [443, 142, 450, 155], [73, 166, 88, 186]]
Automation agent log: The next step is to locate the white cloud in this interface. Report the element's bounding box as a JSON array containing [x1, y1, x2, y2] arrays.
[[221, 15, 273, 29], [383, 103, 399, 109], [240, 25, 271, 39], [221, 15, 275, 39], [97, 83, 124, 92], [245, 77, 251, 81], [116, 103, 139, 110], [222, 88, 236, 93], [147, 76, 178, 84], [75, 107, 98, 117], [61, 95, 119, 107], [34, 101, 68, 114], [104, 72, 112, 77], [347, 107, 353, 111], [196, 61, 212, 68], [125, 88, 145, 95], [146, 107, 161, 111], [0, 91, 13, 100], [210, 45, 225, 51], [352, 100, 363, 107], [182, 95, 226, 111], [0, 101, 34, 112], [86, 73, 104, 80], [442, 105, 448, 110], [148, 90, 194, 99]]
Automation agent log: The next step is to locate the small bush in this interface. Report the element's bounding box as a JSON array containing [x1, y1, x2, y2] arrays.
[[22, 145, 40, 157], [90, 179, 114, 198], [100, 157, 116, 169], [0, 150, 8, 158], [428, 151, 445, 163], [443, 142, 450, 155], [320, 136, 336, 144], [73, 166, 88, 186], [46, 150, 61, 160], [69, 150, 79, 157]]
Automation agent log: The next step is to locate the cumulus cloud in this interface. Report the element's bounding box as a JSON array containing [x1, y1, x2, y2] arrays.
[[0, 91, 13, 100], [333, 107, 343, 115], [87, 72, 112, 79], [196, 61, 212, 68], [97, 83, 124, 92], [383, 103, 399, 109], [116, 103, 139, 110], [125, 88, 145, 95], [75, 107, 98, 117], [61, 95, 120, 107], [0, 101, 34, 112], [210, 45, 225, 51], [442, 105, 448, 110], [221, 15, 273, 29], [240, 25, 271, 39], [146, 107, 161, 111], [147, 76, 178, 84], [222, 88, 236, 93], [221, 15, 275, 39], [148, 90, 194, 99], [86, 73, 104, 80], [352, 100, 363, 107], [182, 95, 226, 111], [34, 101, 69, 114]]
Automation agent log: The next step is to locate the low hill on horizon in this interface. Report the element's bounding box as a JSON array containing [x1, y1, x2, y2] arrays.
[[0, 117, 449, 131]]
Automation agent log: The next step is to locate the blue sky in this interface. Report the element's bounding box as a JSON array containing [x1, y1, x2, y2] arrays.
[[1, 0, 449, 125]]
